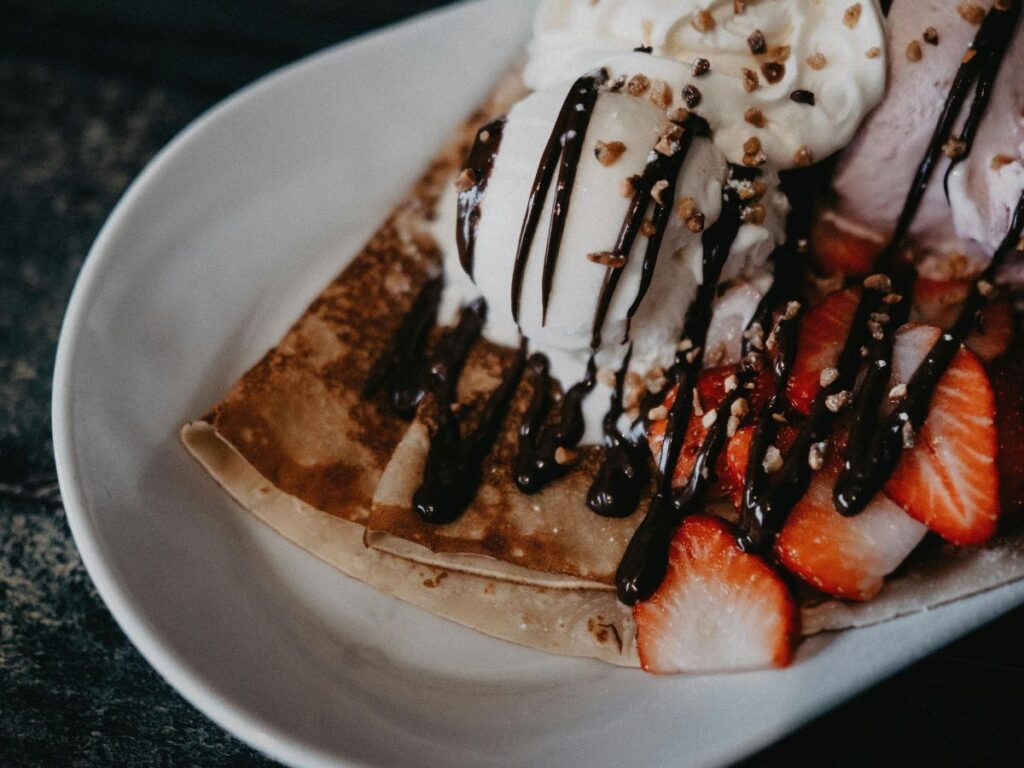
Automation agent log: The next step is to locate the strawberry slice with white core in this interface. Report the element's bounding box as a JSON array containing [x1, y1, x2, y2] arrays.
[[885, 324, 1000, 545], [786, 287, 860, 415], [776, 455, 927, 601], [634, 515, 797, 674]]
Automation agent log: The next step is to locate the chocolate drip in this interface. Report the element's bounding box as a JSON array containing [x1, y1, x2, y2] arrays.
[[414, 331, 527, 525], [944, 1, 1020, 196], [362, 275, 443, 419], [514, 353, 597, 493], [456, 118, 505, 278], [834, 191, 1024, 515], [587, 347, 651, 518], [510, 71, 608, 326], [615, 191, 743, 605]]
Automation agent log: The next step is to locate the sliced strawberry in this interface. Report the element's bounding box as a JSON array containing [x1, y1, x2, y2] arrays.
[[719, 423, 800, 505], [775, 454, 927, 601], [912, 277, 1012, 362], [885, 324, 1000, 545], [786, 287, 860, 415], [988, 348, 1024, 520], [634, 515, 798, 674], [811, 218, 880, 277]]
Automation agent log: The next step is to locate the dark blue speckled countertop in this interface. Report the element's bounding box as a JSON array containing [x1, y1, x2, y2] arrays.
[[1, 2, 1022, 765]]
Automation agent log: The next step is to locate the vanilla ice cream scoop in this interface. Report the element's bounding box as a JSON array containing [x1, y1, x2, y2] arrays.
[[525, 0, 887, 171], [830, 0, 1024, 277]]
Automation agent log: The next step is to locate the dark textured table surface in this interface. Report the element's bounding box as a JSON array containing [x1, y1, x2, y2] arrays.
[[2, 2, 1023, 766]]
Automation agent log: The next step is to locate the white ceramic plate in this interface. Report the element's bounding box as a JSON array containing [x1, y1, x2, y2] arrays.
[[53, 2, 1024, 766]]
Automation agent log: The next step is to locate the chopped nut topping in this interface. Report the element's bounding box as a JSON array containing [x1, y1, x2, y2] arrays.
[[648, 405, 669, 422], [667, 106, 691, 124], [596, 367, 617, 389], [762, 445, 784, 474], [655, 137, 681, 156], [761, 61, 785, 83], [587, 251, 627, 268], [627, 73, 651, 96], [692, 57, 711, 77], [991, 154, 1015, 170], [844, 4, 862, 28], [865, 47, 882, 59], [692, 386, 704, 416], [651, 179, 670, 205], [650, 79, 674, 108], [640, 218, 657, 237], [901, 421, 916, 449], [743, 136, 762, 155], [942, 137, 967, 158], [796, 238, 810, 254], [686, 212, 706, 233], [724, 374, 739, 393], [659, 120, 684, 141], [963, 48, 978, 64], [769, 45, 792, 63], [743, 351, 765, 372], [678, 338, 694, 352], [733, 0, 746, 13], [681, 84, 702, 108], [793, 146, 813, 167], [454, 168, 477, 192], [742, 152, 767, 168], [863, 273, 893, 293], [692, 10, 716, 32], [686, 345, 703, 364], [806, 52, 828, 70], [744, 107, 766, 127], [619, 175, 639, 198], [883, 292, 904, 304], [594, 140, 627, 166], [737, 184, 757, 202], [646, 366, 667, 393], [607, 75, 627, 92], [977, 279, 995, 297], [741, 68, 760, 92], [676, 196, 696, 221], [772, 412, 788, 424], [790, 89, 815, 105], [957, 3, 985, 25], [741, 202, 767, 224], [727, 415, 741, 437], [818, 368, 839, 388], [731, 398, 749, 418], [825, 390, 852, 413], [889, 383, 908, 400], [747, 29, 767, 55], [554, 447, 579, 466], [702, 409, 718, 428], [923, 27, 939, 45], [808, 441, 827, 471], [906, 40, 923, 62]]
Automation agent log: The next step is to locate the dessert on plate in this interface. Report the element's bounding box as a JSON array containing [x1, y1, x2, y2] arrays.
[[184, 0, 1024, 674]]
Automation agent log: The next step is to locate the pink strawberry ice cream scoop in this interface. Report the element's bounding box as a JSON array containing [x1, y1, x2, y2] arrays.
[[828, 0, 1024, 279]]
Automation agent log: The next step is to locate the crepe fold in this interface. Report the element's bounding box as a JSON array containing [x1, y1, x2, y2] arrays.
[[183, 74, 1024, 666]]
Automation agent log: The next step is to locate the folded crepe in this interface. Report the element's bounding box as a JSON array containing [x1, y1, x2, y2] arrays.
[[183, 72, 1024, 666]]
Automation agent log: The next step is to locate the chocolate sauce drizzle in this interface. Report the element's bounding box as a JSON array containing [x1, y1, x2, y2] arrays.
[[362, 275, 443, 419], [614, 190, 743, 604], [510, 70, 608, 326], [457, 118, 505, 278]]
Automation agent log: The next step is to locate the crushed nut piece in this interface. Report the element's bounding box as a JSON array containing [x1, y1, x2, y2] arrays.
[[676, 197, 696, 221], [692, 386, 704, 416], [649, 79, 674, 108], [942, 137, 967, 158], [554, 447, 579, 466], [727, 415, 741, 437], [741, 67, 760, 92], [806, 52, 827, 69], [901, 421, 916, 449], [626, 73, 651, 96], [963, 48, 978, 64], [769, 45, 791, 62], [686, 212, 706, 233], [596, 367, 617, 389], [651, 179, 670, 206], [957, 3, 985, 25], [794, 146, 813, 167], [681, 84, 702, 108], [762, 445, 784, 474], [744, 107, 766, 126], [619, 175, 638, 197], [808, 441, 827, 471], [923, 27, 939, 45], [667, 106, 691, 124], [640, 218, 657, 237], [906, 40, 923, 62], [865, 46, 881, 59], [731, 398, 749, 418], [733, 0, 746, 13], [883, 292, 904, 304], [724, 374, 739, 393], [761, 61, 785, 83], [648, 405, 669, 422], [659, 120, 684, 141], [702, 409, 718, 428], [991, 154, 1014, 170], [587, 251, 627, 268], [654, 136, 681, 156], [454, 168, 477, 192], [686, 346, 703, 364], [743, 136, 762, 155], [742, 152, 767, 168], [820, 367, 840, 387], [747, 29, 767, 55], [594, 140, 627, 166], [692, 10, 716, 32], [889, 383, 908, 400], [977, 279, 994, 297], [863, 273, 893, 293], [606, 74, 626, 91], [825, 390, 852, 413], [772, 412, 788, 424], [678, 338, 694, 352], [741, 202, 767, 224], [692, 57, 711, 77], [844, 3, 862, 28]]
